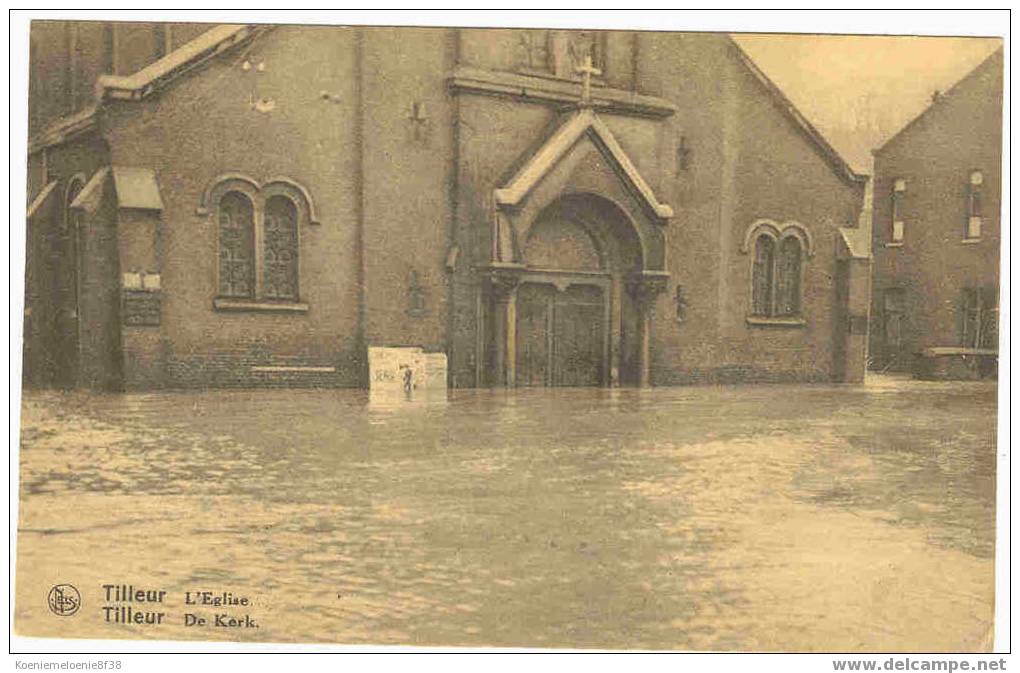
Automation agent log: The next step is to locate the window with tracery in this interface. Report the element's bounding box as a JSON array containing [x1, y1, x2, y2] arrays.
[[218, 191, 255, 299], [263, 195, 299, 300], [752, 235, 775, 317], [210, 177, 313, 306], [775, 237, 802, 316], [751, 231, 806, 318]]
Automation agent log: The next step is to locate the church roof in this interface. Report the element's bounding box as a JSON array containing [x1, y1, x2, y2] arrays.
[[29, 22, 868, 197], [97, 25, 256, 101], [494, 107, 674, 220], [727, 37, 868, 187], [29, 25, 261, 153]]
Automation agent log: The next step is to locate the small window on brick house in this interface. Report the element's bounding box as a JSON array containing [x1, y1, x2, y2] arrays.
[[218, 191, 256, 299], [891, 178, 906, 243], [966, 170, 983, 240]]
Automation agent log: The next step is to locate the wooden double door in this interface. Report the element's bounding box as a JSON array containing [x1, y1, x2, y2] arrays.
[[515, 282, 607, 387]]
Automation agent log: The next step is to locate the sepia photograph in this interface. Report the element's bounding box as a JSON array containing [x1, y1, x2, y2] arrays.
[[9, 9, 1008, 659]]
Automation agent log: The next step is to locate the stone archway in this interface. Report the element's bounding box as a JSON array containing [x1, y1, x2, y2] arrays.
[[489, 192, 660, 388], [479, 108, 673, 388]]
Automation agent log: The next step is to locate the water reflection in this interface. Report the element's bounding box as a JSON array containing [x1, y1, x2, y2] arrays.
[[15, 376, 996, 650]]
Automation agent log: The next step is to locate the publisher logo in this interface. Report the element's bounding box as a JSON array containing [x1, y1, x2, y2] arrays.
[[47, 584, 80, 616]]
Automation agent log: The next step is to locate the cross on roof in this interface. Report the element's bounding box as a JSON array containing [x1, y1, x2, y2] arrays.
[[575, 55, 602, 107]]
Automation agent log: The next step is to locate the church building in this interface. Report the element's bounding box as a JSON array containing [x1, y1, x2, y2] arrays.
[[23, 22, 870, 390]]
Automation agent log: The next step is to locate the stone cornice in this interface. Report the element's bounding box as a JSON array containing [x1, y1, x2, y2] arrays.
[[448, 66, 677, 119]]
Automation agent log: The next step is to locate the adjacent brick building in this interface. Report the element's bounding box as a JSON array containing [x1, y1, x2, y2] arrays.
[[870, 48, 1003, 378], [24, 22, 870, 390]]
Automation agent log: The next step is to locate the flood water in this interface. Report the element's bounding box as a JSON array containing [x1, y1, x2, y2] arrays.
[[15, 376, 997, 650]]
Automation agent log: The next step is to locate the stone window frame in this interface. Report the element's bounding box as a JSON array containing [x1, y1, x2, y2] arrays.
[[964, 169, 984, 242], [888, 178, 906, 247], [741, 219, 813, 327], [201, 174, 315, 313]]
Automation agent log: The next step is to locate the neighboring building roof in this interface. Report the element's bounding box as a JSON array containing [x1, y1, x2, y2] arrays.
[[493, 107, 674, 220], [26, 180, 58, 219], [726, 37, 868, 188], [874, 46, 1003, 156]]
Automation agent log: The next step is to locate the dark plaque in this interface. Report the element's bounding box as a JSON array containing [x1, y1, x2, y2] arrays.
[[122, 290, 161, 326]]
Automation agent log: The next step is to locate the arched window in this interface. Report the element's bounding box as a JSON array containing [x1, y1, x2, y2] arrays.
[[263, 195, 299, 300], [776, 237, 802, 316], [63, 175, 87, 313], [64, 176, 86, 233], [752, 234, 775, 316], [746, 223, 808, 319], [205, 175, 314, 308], [218, 191, 255, 298]]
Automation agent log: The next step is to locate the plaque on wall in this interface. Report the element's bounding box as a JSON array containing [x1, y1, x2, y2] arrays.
[[122, 289, 161, 326]]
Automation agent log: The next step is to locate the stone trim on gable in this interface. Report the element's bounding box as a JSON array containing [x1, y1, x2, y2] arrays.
[[493, 108, 674, 221]]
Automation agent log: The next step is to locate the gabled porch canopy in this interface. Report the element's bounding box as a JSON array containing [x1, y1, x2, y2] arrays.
[[70, 167, 164, 215], [483, 108, 674, 390], [493, 108, 674, 222]]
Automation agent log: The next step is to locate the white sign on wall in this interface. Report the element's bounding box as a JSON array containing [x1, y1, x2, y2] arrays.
[[367, 346, 447, 392]]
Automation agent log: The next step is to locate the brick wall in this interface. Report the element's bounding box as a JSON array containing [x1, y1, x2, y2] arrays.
[[870, 49, 1003, 369]]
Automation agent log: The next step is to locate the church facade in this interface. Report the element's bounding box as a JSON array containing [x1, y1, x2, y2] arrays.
[[24, 22, 870, 390]]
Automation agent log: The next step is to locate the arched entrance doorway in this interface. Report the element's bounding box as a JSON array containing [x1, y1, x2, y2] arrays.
[[475, 108, 674, 389], [489, 193, 651, 388]]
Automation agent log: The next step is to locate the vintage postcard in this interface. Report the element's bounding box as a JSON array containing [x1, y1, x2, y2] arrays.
[[12, 11, 1005, 654]]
